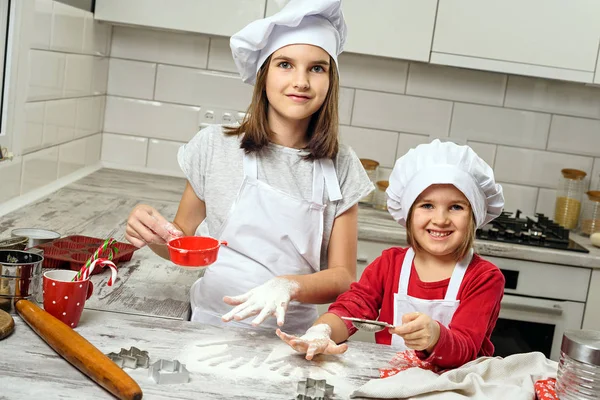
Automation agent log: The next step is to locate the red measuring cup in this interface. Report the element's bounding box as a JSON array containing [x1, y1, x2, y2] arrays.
[[167, 236, 227, 267]]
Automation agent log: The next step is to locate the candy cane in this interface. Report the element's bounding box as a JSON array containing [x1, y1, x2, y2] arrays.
[[83, 258, 118, 286]]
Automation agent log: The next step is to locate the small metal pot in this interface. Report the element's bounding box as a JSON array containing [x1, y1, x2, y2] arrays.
[[11, 228, 60, 248], [0, 250, 44, 314], [0, 236, 28, 251]]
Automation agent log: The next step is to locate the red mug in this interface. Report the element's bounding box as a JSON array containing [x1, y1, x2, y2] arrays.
[[43, 270, 93, 328]]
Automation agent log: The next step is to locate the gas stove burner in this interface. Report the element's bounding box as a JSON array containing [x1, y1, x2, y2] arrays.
[[476, 210, 589, 253]]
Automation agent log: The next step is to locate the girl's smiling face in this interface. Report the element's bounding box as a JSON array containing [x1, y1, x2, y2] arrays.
[[265, 44, 331, 123], [410, 184, 473, 259]]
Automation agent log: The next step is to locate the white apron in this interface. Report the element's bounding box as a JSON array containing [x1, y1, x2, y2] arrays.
[[391, 247, 473, 349], [190, 151, 342, 334]]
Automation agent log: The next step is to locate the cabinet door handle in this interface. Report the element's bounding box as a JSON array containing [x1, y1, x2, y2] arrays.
[[502, 298, 563, 316], [357, 257, 368, 263]]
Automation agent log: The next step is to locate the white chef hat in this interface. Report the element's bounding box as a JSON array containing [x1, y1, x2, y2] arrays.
[[230, 0, 347, 84], [386, 139, 504, 228]]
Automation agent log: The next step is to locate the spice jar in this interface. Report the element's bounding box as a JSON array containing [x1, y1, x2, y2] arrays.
[[359, 159, 379, 205], [581, 191, 600, 236], [554, 169, 586, 230], [556, 330, 600, 400], [374, 181, 389, 210]]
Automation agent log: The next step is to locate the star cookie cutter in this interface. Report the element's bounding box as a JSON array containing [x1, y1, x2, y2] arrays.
[[296, 378, 334, 399], [106, 346, 150, 369], [148, 359, 190, 385]]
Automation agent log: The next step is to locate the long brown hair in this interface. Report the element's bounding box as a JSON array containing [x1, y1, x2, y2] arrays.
[[224, 54, 340, 160], [405, 204, 476, 262]]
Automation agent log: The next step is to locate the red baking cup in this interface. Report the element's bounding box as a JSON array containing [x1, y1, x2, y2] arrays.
[[167, 236, 227, 267], [55, 241, 86, 250]]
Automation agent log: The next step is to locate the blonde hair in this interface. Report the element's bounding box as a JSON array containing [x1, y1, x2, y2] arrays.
[[405, 204, 476, 261], [224, 54, 340, 160]]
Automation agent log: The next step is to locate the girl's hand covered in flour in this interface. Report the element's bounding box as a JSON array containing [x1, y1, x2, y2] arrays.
[[276, 324, 348, 360], [221, 278, 299, 327]]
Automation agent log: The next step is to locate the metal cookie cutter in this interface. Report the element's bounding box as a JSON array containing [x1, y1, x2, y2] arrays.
[[296, 378, 334, 400], [149, 359, 190, 385], [106, 346, 150, 369]]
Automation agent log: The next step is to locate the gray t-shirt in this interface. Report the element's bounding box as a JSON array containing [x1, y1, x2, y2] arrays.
[[177, 124, 374, 270]]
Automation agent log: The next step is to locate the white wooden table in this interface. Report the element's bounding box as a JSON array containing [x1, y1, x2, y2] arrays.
[[0, 310, 397, 399]]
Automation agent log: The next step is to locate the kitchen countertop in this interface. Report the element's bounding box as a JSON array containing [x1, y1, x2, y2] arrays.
[[1, 309, 397, 400], [358, 207, 600, 269]]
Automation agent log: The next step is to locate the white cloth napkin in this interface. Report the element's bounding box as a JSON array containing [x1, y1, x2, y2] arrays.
[[351, 352, 558, 400]]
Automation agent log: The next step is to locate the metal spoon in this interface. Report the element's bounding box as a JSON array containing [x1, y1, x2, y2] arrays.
[[341, 317, 394, 333]]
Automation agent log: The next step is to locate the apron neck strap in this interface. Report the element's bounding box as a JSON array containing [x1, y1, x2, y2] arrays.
[[398, 247, 472, 300], [320, 158, 342, 202], [444, 248, 473, 301], [398, 247, 415, 294], [243, 151, 258, 178]]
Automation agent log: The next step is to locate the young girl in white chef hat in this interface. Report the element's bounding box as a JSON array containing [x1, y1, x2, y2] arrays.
[[278, 139, 506, 369], [124, 0, 373, 333]]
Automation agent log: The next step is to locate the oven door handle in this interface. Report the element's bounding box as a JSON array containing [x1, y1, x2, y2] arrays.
[[501, 296, 564, 316]]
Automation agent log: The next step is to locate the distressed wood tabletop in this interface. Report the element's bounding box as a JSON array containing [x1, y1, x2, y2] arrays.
[[1, 310, 397, 399], [0, 169, 201, 320]]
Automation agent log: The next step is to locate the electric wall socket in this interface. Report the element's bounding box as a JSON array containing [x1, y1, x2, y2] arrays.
[[199, 108, 247, 129]]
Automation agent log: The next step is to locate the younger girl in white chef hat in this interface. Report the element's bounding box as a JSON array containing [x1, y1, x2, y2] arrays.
[[125, 0, 372, 333], [278, 139, 506, 369]]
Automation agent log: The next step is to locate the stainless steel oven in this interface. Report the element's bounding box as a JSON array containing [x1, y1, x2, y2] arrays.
[[486, 256, 591, 361]]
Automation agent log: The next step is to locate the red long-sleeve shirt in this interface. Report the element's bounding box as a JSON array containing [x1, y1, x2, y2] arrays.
[[328, 247, 505, 369]]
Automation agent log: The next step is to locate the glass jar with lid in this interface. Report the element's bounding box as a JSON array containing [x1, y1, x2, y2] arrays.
[[359, 159, 379, 205], [580, 191, 600, 236], [554, 169, 587, 230], [556, 329, 600, 400], [374, 180, 389, 210]]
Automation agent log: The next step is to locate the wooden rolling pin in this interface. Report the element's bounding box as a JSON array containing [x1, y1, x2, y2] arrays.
[[16, 300, 143, 400]]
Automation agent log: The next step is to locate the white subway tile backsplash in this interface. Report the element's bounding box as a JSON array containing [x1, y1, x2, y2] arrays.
[[0, 159, 22, 202], [64, 54, 94, 97], [467, 141, 497, 168], [32, 0, 53, 50], [58, 138, 86, 177], [207, 37, 237, 73], [504, 76, 600, 119], [339, 88, 354, 125], [28, 50, 66, 101], [75, 96, 103, 138], [498, 182, 538, 216], [591, 158, 600, 192], [43, 99, 77, 146], [101, 133, 148, 167], [92, 57, 109, 95], [395, 133, 431, 159], [536, 188, 557, 217], [340, 126, 398, 168], [450, 103, 551, 149], [22, 102, 45, 154], [155, 66, 253, 110], [338, 53, 408, 94], [147, 139, 185, 176], [352, 90, 452, 136], [547, 115, 600, 157], [407, 63, 507, 106], [104, 96, 200, 142], [494, 146, 593, 188], [22, 147, 59, 193], [82, 16, 111, 56], [51, 2, 85, 53], [85, 134, 102, 166], [107, 59, 156, 99], [111, 26, 209, 68]]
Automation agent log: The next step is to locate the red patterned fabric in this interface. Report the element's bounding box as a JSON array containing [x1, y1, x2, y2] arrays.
[[535, 378, 558, 400]]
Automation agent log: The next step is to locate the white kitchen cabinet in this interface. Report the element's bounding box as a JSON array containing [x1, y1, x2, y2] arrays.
[[266, 0, 438, 62], [595, 47, 600, 85], [583, 269, 600, 331], [432, 0, 600, 83], [94, 0, 266, 37]]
